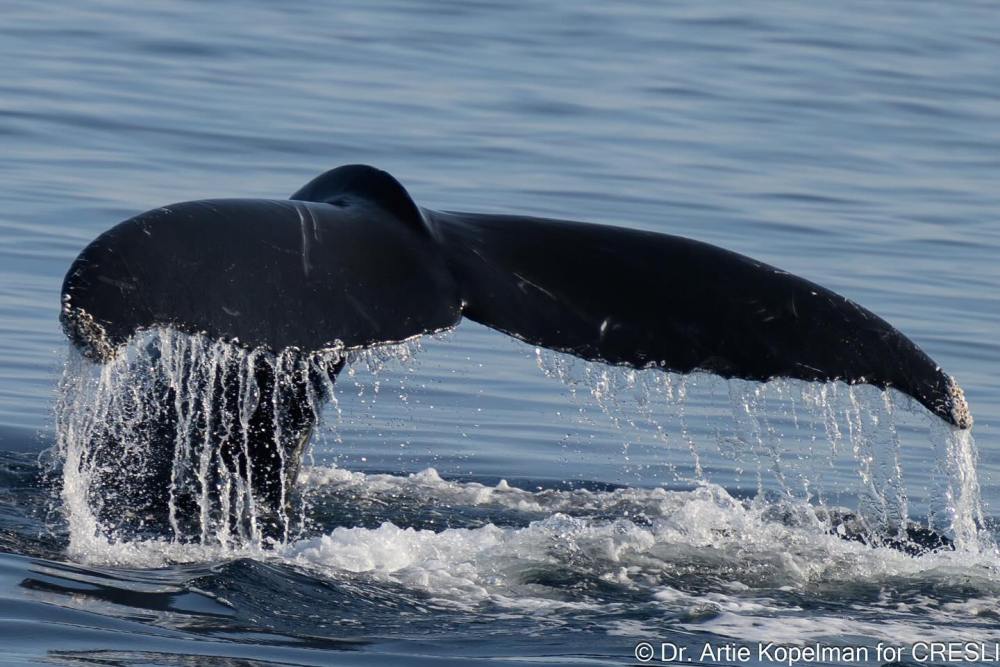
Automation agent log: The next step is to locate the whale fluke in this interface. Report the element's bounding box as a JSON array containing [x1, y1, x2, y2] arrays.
[[61, 164, 971, 429], [61, 178, 461, 358], [427, 209, 971, 429]]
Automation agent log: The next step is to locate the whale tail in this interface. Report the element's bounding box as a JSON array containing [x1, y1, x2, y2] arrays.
[[427, 208, 971, 429], [61, 164, 971, 429]]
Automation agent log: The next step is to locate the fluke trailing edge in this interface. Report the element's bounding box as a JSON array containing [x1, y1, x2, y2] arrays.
[[62, 164, 971, 431]]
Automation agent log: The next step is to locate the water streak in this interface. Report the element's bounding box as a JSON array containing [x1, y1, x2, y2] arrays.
[[53, 330, 990, 562], [55, 328, 342, 556], [534, 347, 989, 548]]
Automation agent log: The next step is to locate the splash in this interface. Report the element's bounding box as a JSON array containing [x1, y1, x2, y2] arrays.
[[53, 327, 989, 566], [534, 347, 989, 549], [287, 465, 1000, 642], [929, 421, 986, 549], [55, 328, 344, 557]]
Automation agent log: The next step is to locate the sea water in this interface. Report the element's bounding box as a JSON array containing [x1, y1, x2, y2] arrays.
[[1, 1, 999, 665]]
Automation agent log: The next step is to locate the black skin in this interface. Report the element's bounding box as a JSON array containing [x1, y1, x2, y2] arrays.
[[61, 165, 971, 549]]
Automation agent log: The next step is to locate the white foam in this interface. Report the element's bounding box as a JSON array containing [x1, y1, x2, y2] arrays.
[[55, 459, 1000, 643], [52, 329, 999, 643], [532, 348, 988, 543], [291, 470, 999, 592]]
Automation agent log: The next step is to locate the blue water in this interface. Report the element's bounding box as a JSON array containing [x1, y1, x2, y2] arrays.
[[2, 1, 1000, 665]]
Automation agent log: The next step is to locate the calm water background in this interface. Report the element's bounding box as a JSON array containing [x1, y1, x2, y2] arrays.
[[1, 1, 999, 665]]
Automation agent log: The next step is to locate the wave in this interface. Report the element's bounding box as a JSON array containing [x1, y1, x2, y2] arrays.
[[49, 463, 1000, 645]]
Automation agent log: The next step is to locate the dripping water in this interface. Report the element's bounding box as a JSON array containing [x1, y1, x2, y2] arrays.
[[55, 328, 344, 556], [52, 328, 989, 562], [53, 328, 433, 560], [534, 347, 989, 551]]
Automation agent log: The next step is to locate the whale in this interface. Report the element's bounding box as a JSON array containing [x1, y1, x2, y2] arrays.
[[59, 164, 972, 541]]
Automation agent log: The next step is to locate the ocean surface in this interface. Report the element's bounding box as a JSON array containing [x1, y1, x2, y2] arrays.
[[2, 1, 1000, 665]]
